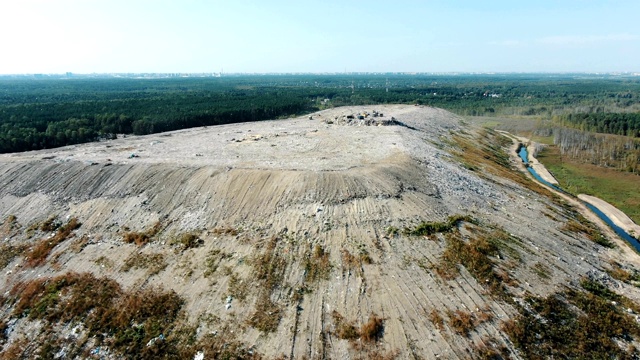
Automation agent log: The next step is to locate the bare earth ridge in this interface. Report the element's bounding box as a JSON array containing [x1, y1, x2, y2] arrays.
[[0, 105, 639, 359]]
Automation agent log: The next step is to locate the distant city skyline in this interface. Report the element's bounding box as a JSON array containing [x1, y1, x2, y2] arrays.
[[1, 0, 639, 74]]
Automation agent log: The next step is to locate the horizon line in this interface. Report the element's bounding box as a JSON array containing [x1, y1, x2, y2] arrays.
[[1, 71, 640, 77]]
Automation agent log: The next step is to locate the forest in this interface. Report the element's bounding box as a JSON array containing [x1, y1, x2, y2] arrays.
[[1, 73, 639, 153]]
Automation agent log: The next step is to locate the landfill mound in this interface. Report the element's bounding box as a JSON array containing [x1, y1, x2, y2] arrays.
[[0, 104, 638, 359]]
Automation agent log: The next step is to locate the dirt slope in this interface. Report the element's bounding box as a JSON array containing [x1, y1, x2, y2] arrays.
[[0, 105, 638, 359]]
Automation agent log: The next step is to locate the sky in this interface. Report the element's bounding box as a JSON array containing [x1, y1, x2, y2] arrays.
[[1, 0, 639, 74]]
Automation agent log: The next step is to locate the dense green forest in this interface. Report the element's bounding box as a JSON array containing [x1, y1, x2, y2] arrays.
[[1, 74, 639, 153], [554, 112, 640, 137]]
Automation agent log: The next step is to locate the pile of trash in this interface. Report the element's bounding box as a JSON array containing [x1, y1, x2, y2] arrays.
[[322, 110, 400, 127]]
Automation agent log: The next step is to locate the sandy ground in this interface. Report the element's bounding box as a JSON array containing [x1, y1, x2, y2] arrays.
[[526, 143, 560, 185], [1, 105, 640, 358], [496, 130, 559, 185]]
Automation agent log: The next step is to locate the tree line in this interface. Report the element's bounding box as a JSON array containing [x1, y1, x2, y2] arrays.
[[555, 113, 640, 137], [552, 127, 640, 174], [1, 74, 639, 153]]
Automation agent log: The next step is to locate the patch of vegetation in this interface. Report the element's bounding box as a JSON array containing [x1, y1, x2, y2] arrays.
[[122, 221, 162, 246], [607, 261, 640, 285], [360, 314, 385, 343], [0, 214, 18, 236], [25, 217, 81, 267], [436, 229, 513, 298], [403, 214, 474, 237], [39, 216, 61, 232], [332, 310, 360, 340], [246, 293, 282, 333], [561, 213, 613, 248], [341, 248, 371, 276], [171, 232, 203, 251], [472, 337, 511, 360], [429, 310, 445, 331], [246, 236, 287, 333], [252, 237, 286, 290], [532, 262, 551, 280], [303, 244, 332, 283], [538, 144, 640, 224], [0, 243, 28, 269], [580, 278, 640, 313], [1, 337, 29, 359], [447, 310, 474, 336], [8, 272, 188, 358], [211, 227, 239, 236], [228, 273, 250, 301], [121, 252, 167, 275], [204, 249, 232, 277], [69, 234, 90, 253], [450, 129, 554, 198], [331, 311, 385, 344], [195, 333, 263, 360], [94, 255, 114, 269], [445, 307, 494, 337], [385, 226, 399, 237], [357, 243, 373, 264], [503, 279, 640, 359]]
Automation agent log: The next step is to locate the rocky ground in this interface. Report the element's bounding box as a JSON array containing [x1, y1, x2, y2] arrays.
[[0, 105, 639, 359]]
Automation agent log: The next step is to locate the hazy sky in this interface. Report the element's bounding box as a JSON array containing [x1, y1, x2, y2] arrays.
[[1, 0, 639, 74]]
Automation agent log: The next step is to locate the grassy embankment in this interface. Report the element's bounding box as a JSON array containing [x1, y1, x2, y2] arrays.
[[466, 115, 640, 225], [535, 145, 640, 224]]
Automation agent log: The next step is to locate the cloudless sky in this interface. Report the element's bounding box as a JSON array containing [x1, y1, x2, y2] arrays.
[[1, 0, 639, 74]]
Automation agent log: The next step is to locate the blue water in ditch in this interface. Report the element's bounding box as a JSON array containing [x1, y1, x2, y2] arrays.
[[584, 202, 640, 252], [518, 147, 565, 193], [518, 145, 640, 249]]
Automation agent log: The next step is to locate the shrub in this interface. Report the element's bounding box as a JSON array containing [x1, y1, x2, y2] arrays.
[[228, 273, 249, 301], [1, 215, 18, 235], [562, 215, 613, 248], [0, 244, 28, 269], [332, 311, 360, 340], [332, 311, 385, 343], [429, 310, 444, 330], [203, 249, 231, 277], [40, 217, 61, 232], [503, 282, 640, 359], [196, 335, 264, 359], [25, 217, 81, 267], [121, 252, 167, 275], [436, 229, 511, 298], [246, 236, 287, 333], [10, 272, 185, 357], [304, 244, 332, 283], [404, 214, 474, 237], [247, 293, 281, 333], [447, 310, 474, 336], [172, 232, 203, 251], [606, 261, 640, 284], [342, 249, 361, 272], [360, 314, 384, 343], [211, 227, 239, 236], [533, 262, 551, 280], [122, 221, 162, 246]]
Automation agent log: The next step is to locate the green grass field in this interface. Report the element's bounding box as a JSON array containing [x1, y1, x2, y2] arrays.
[[537, 146, 640, 224]]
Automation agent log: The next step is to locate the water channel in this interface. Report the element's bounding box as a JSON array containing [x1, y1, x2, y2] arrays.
[[517, 145, 640, 251]]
